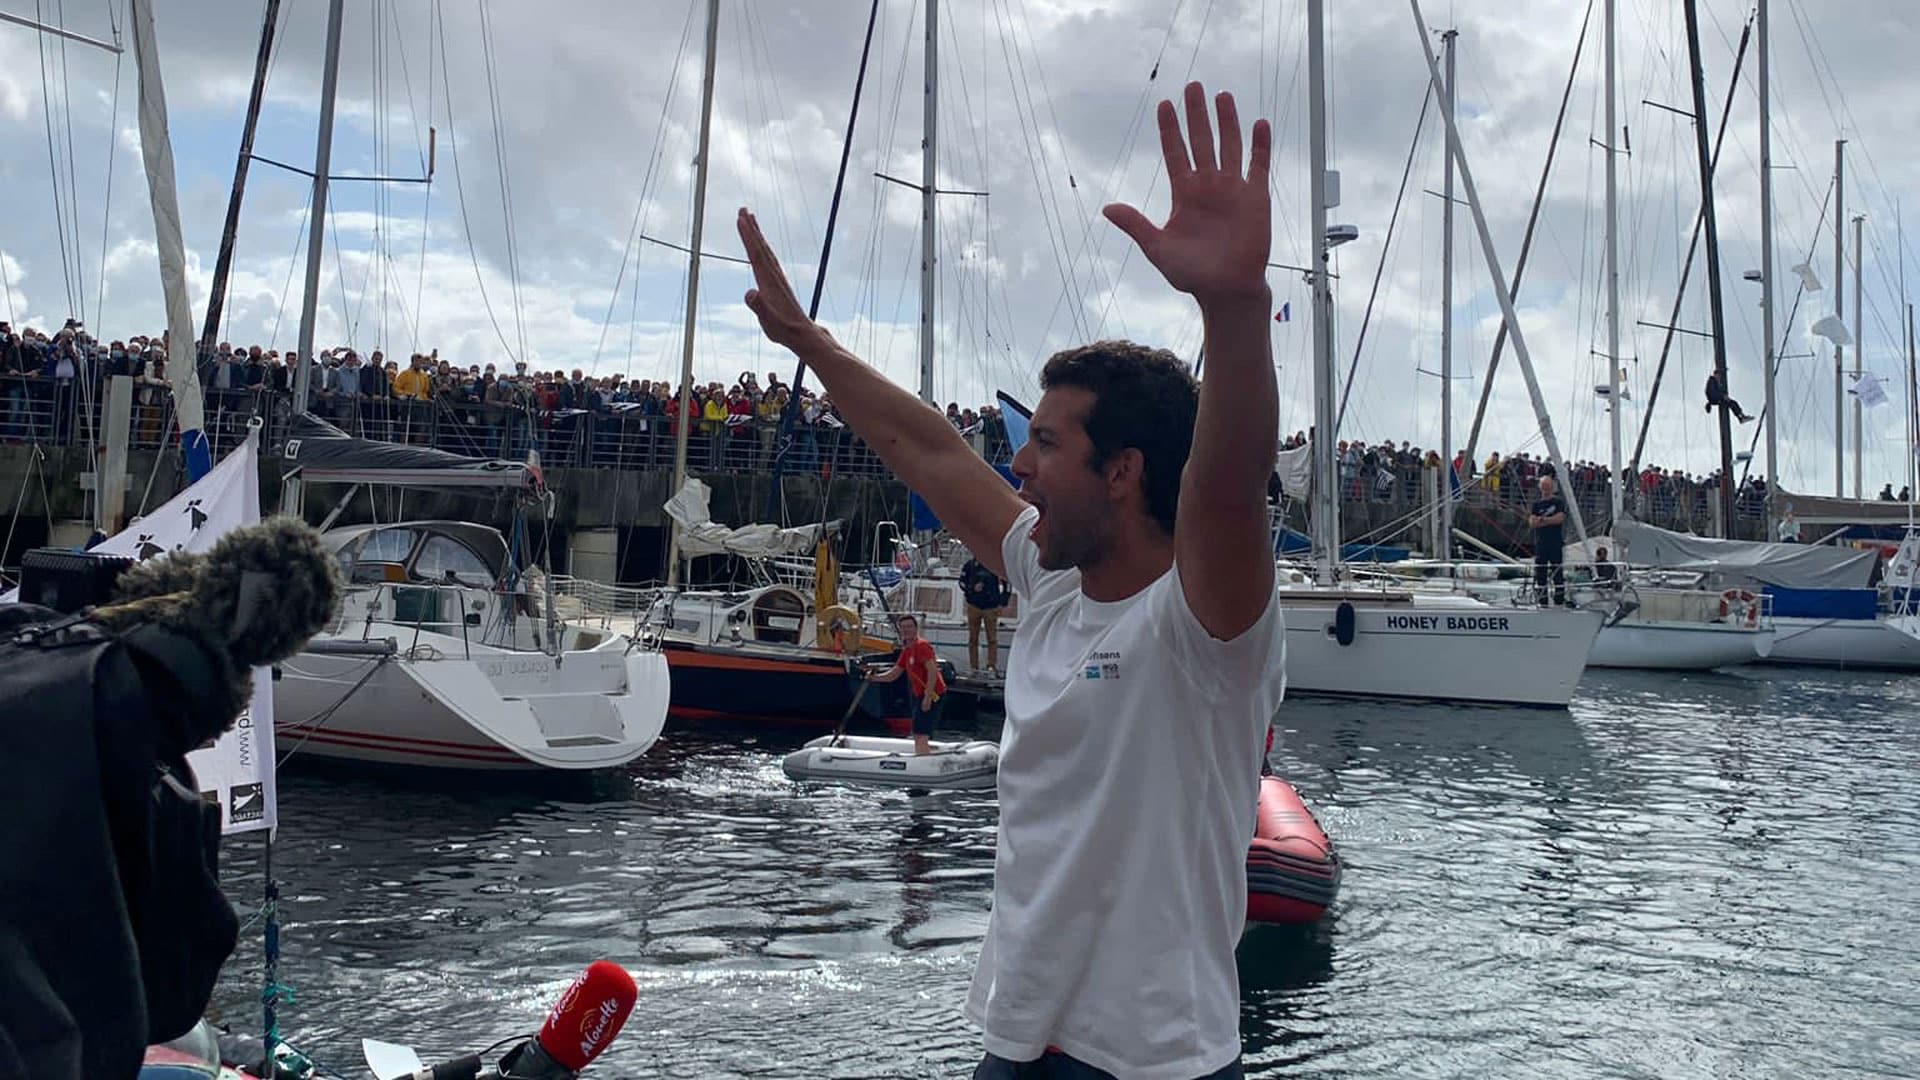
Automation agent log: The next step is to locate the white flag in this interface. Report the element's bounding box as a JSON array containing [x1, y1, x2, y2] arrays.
[[1791, 261, 1823, 292], [1812, 314, 1854, 346], [2, 430, 277, 834], [1851, 372, 1889, 409]]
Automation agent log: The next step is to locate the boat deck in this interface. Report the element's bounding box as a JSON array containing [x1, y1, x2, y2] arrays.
[[947, 670, 1005, 698]]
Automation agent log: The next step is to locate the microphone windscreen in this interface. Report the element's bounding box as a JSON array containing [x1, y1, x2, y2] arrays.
[[190, 516, 342, 669], [536, 960, 637, 1071]]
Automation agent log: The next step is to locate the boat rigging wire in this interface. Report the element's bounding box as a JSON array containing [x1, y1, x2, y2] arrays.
[[476, 0, 529, 366], [1335, 81, 1432, 435], [433, 0, 523, 364], [93, 37, 123, 330], [34, 0, 79, 316], [1460, 0, 1594, 465], [589, 0, 697, 376]]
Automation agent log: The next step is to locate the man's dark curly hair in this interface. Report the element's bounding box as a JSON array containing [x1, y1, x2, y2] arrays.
[[1039, 340, 1198, 535]]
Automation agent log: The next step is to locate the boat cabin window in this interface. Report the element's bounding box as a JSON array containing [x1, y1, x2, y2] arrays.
[[910, 584, 956, 618], [343, 527, 418, 583], [414, 535, 495, 587], [750, 589, 808, 645]]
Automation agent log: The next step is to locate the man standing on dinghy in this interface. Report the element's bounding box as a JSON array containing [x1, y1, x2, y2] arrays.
[[865, 613, 947, 755], [738, 81, 1284, 1080]]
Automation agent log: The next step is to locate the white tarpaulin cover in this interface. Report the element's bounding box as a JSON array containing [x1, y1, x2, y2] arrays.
[[665, 478, 826, 559], [2, 431, 277, 834], [1615, 518, 1877, 590], [1811, 313, 1853, 347], [1275, 441, 1314, 496], [1852, 372, 1890, 409]]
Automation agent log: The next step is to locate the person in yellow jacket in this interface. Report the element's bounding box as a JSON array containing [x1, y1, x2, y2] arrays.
[[392, 353, 434, 401], [701, 392, 728, 435]]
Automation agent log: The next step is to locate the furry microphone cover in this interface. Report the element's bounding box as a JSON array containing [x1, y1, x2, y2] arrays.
[[91, 516, 342, 748]]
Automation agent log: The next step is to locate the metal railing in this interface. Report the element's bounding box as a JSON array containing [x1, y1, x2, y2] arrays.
[[547, 574, 656, 632]]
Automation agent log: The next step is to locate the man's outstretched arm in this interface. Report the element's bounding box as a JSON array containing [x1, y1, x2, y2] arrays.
[[737, 209, 1024, 579], [1105, 84, 1278, 640]]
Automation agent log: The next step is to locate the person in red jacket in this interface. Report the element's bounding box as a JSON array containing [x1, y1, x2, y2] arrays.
[[866, 614, 946, 754]]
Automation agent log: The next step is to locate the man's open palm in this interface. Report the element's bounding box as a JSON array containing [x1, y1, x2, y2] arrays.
[[1104, 82, 1271, 303]]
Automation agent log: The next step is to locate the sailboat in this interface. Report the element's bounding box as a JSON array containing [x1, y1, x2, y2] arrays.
[[1592, 0, 1920, 671], [252, 1, 669, 770], [1615, 514, 1920, 669], [1262, 2, 1600, 708], [637, 0, 937, 734], [1449, 4, 1769, 671]]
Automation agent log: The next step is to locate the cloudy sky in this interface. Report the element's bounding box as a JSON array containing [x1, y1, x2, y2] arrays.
[[0, 0, 1915, 495]]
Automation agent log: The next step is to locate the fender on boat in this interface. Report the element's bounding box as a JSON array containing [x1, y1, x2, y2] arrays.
[[783, 734, 999, 790], [1333, 601, 1356, 646]]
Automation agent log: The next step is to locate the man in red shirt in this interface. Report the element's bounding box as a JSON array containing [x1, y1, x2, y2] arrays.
[[866, 614, 946, 754]]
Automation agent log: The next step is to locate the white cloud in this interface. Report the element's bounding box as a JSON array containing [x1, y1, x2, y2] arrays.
[[0, 251, 30, 326]]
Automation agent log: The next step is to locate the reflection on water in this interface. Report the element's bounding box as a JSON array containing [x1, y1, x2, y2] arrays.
[[213, 671, 1918, 1078]]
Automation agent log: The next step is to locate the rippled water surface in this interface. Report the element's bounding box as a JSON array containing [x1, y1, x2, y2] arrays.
[[213, 668, 1919, 1078]]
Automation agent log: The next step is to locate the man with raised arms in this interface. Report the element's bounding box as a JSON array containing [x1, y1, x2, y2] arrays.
[[737, 81, 1286, 1080]]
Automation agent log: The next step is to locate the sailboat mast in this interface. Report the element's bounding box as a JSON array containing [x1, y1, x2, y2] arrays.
[[199, 0, 282, 358], [1307, 0, 1339, 584], [1681, 0, 1736, 535], [666, 0, 722, 588], [1603, 0, 1623, 524], [1833, 138, 1846, 496], [1853, 212, 1864, 499], [1759, 0, 1778, 529], [918, 0, 938, 405], [282, 0, 345, 517], [1896, 294, 1912, 511], [1438, 29, 1456, 558]]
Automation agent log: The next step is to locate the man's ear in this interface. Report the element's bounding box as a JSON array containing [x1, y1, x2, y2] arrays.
[[1105, 447, 1146, 500]]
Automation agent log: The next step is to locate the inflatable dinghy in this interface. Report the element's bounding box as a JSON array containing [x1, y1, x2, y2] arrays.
[[1246, 776, 1340, 924], [782, 734, 1000, 790]]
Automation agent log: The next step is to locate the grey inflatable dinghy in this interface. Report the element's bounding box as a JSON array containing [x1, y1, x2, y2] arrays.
[[782, 734, 1000, 790]]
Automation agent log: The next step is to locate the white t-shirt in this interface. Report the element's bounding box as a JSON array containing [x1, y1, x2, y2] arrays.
[[965, 505, 1287, 1078]]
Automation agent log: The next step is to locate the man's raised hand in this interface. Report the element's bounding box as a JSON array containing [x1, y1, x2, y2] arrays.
[[738, 208, 828, 354], [1102, 83, 1272, 306]]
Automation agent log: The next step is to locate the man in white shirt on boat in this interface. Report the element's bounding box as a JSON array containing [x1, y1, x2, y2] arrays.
[[737, 80, 1284, 1080]]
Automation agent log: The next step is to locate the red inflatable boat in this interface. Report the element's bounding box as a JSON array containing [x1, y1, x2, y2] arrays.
[[1246, 775, 1341, 925]]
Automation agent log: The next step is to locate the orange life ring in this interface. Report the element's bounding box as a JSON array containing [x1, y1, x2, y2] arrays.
[[1718, 588, 1761, 630]]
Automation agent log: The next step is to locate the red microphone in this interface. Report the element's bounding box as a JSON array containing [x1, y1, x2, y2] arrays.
[[493, 961, 638, 1078]]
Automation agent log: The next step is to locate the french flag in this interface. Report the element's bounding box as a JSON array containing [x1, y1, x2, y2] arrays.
[[1275, 302, 1291, 323]]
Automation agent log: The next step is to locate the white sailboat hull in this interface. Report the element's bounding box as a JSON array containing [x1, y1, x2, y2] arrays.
[[1278, 595, 1602, 707], [275, 633, 671, 771], [1762, 614, 1920, 670], [1587, 620, 1772, 670]]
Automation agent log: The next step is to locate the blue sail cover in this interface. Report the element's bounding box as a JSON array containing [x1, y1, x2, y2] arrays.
[[996, 390, 1030, 453], [908, 392, 1029, 532]]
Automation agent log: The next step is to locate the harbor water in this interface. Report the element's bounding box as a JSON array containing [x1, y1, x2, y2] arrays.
[[212, 666, 1918, 1078]]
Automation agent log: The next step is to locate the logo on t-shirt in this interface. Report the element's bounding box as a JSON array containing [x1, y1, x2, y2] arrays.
[[1081, 649, 1122, 680]]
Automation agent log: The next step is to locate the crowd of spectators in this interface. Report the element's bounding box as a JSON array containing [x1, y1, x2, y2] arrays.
[[1280, 432, 1775, 522], [0, 319, 1014, 471], [0, 319, 1821, 526]]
